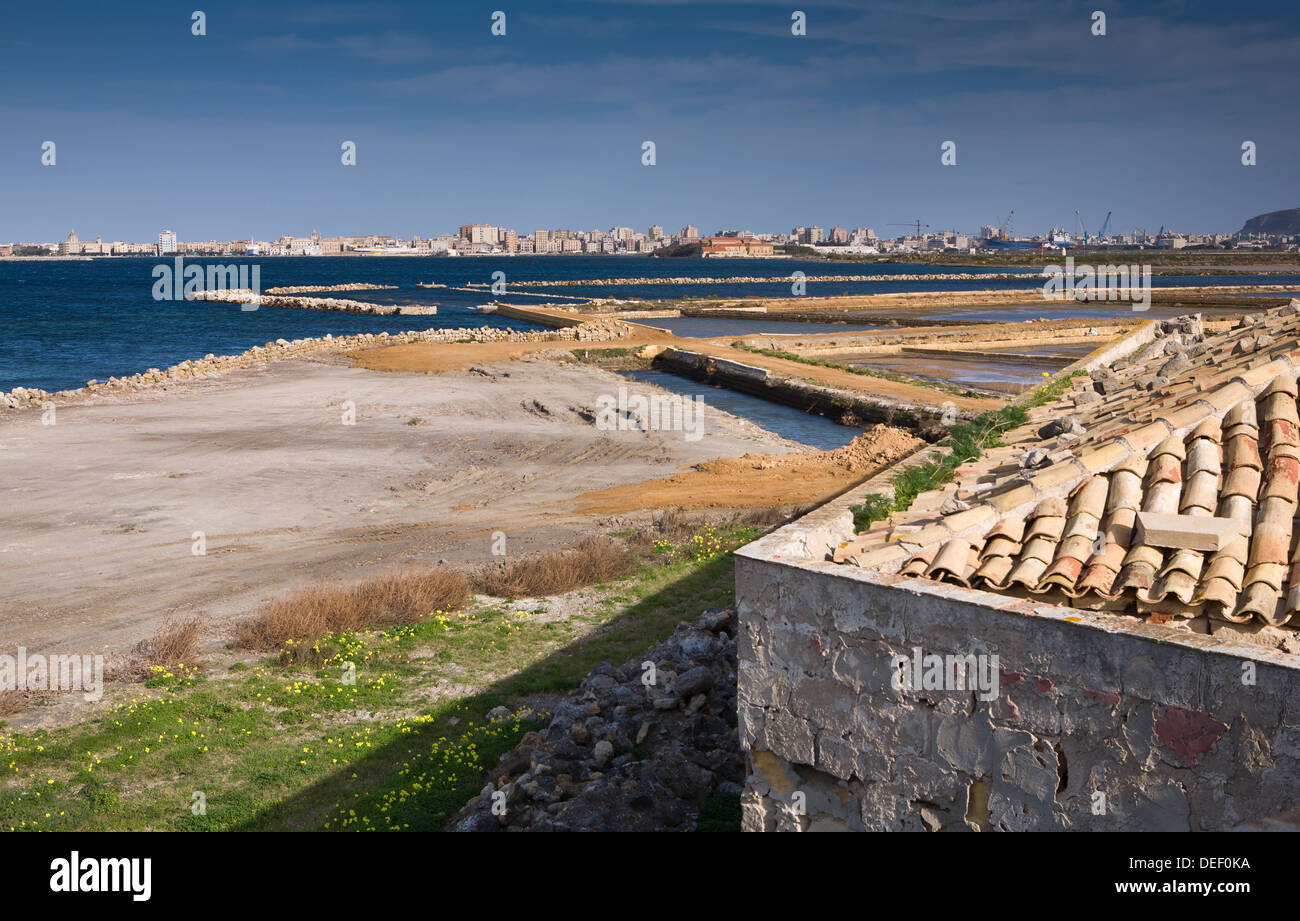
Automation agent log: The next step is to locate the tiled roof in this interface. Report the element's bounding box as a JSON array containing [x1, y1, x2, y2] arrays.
[[835, 303, 1300, 629]]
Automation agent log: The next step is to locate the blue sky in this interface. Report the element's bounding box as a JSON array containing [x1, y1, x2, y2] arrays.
[[1, 0, 1297, 241]]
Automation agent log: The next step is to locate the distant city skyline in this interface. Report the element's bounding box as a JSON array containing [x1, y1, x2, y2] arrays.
[[2, 0, 1297, 241], [3, 209, 1286, 248], [11, 219, 1267, 262]]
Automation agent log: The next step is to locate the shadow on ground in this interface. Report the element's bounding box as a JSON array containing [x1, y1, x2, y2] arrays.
[[232, 551, 739, 831]]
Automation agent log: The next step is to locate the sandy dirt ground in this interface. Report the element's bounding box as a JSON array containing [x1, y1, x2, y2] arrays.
[[0, 354, 815, 660], [574, 425, 923, 514]]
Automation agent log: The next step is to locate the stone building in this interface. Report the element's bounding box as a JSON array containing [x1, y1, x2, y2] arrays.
[[738, 305, 1300, 830]]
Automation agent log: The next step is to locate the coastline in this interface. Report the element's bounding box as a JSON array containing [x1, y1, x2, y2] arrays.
[[0, 318, 632, 410], [0, 349, 818, 667]]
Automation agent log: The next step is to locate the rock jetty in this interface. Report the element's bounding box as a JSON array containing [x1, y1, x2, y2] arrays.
[[188, 289, 436, 315], [482, 271, 1037, 288], [1, 320, 632, 411], [263, 283, 399, 294]]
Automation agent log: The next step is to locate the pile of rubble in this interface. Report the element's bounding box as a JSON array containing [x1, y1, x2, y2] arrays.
[[448, 607, 742, 832]]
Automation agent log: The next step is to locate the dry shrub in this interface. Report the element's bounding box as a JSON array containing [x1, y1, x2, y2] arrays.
[[107, 615, 206, 683], [634, 505, 810, 546], [148, 615, 202, 670], [722, 505, 813, 530], [651, 506, 689, 539], [472, 536, 640, 598], [0, 690, 27, 718], [234, 566, 472, 652]]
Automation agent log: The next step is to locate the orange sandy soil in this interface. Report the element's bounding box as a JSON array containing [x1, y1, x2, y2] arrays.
[[573, 425, 924, 513]]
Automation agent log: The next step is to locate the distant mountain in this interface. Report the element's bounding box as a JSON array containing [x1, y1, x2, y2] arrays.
[[1240, 207, 1300, 235]]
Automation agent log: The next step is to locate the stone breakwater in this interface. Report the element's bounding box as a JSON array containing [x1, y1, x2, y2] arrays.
[[187, 289, 437, 315], [0, 320, 632, 411], [448, 606, 742, 832], [263, 283, 399, 294], [470, 271, 1038, 288]]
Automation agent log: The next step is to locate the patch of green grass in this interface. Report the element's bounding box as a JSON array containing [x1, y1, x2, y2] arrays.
[[0, 525, 760, 832], [850, 404, 1029, 531], [1022, 369, 1087, 408], [570, 347, 634, 359]]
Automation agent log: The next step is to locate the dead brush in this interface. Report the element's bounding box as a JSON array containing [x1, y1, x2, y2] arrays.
[[630, 505, 808, 549], [148, 615, 202, 671], [472, 535, 641, 598], [0, 690, 29, 718], [721, 505, 813, 530], [650, 506, 689, 539], [108, 615, 205, 683], [233, 566, 472, 660]]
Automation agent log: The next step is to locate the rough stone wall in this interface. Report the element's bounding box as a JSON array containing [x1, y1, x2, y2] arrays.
[[736, 554, 1300, 832]]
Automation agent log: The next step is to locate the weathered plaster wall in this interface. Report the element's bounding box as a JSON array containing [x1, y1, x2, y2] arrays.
[[736, 545, 1300, 832]]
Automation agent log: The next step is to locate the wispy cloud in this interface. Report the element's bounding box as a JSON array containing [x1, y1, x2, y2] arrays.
[[244, 30, 436, 63]]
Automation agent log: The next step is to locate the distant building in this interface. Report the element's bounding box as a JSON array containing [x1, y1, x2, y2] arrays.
[[648, 225, 664, 240], [59, 230, 106, 255], [681, 225, 699, 239], [158, 229, 177, 255], [700, 236, 775, 258], [830, 227, 848, 244], [459, 224, 500, 247]]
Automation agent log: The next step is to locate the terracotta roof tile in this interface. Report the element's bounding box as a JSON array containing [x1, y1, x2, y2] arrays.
[[854, 305, 1300, 629]]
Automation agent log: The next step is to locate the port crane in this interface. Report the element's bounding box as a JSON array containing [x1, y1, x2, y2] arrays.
[[992, 211, 1015, 240], [1074, 210, 1114, 245], [888, 220, 930, 238], [1097, 211, 1112, 243]]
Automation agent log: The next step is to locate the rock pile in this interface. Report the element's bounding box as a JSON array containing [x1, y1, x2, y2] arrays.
[[0, 321, 632, 412], [447, 607, 741, 832], [187, 289, 437, 315], [570, 317, 633, 341], [263, 283, 399, 294], [483, 271, 1037, 289]]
